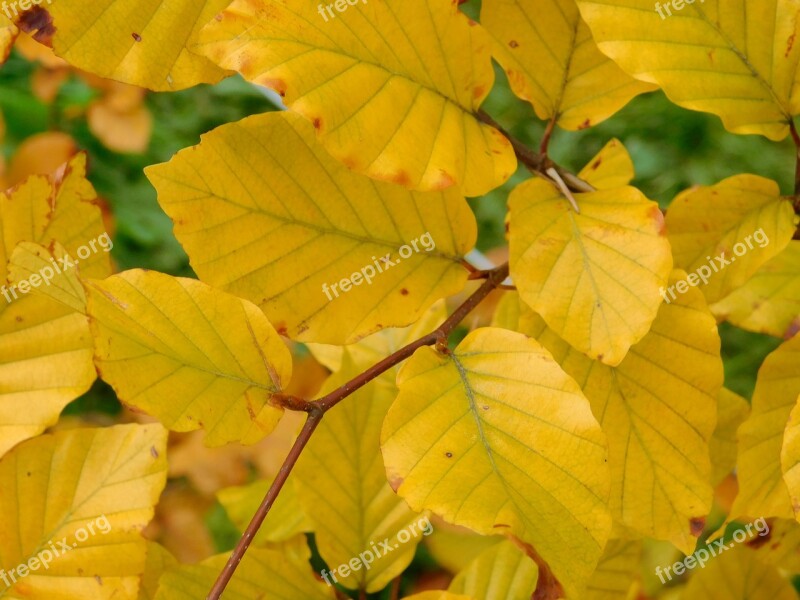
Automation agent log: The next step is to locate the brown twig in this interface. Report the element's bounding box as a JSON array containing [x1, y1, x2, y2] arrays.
[[389, 575, 402, 600], [476, 110, 594, 193], [540, 115, 557, 156], [790, 120, 800, 239], [208, 264, 510, 599]]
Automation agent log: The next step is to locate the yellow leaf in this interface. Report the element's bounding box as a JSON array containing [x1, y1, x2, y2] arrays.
[[711, 389, 750, 485], [424, 524, 503, 575], [0, 21, 16, 65], [381, 327, 611, 598], [217, 478, 310, 545], [577, 139, 636, 190], [0, 155, 110, 457], [481, 0, 654, 130], [404, 594, 472, 600], [750, 518, 800, 573], [0, 423, 168, 599], [514, 271, 723, 552], [34, 0, 230, 91], [712, 241, 800, 338], [138, 543, 177, 600], [308, 300, 447, 375], [9, 243, 86, 313], [682, 546, 796, 600], [575, 0, 800, 140], [508, 176, 672, 365], [196, 0, 516, 196], [782, 393, 800, 519], [665, 175, 797, 303], [448, 539, 538, 600], [585, 539, 641, 600], [85, 270, 292, 446], [153, 537, 334, 600], [295, 354, 425, 592], [147, 112, 475, 345], [733, 333, 800, 519]]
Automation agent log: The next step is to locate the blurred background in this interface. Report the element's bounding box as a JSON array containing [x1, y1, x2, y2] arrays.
[[0, 13, 795, 595]]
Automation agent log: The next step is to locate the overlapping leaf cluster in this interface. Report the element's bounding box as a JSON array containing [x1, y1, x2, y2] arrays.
[[1, 0, 800, 598]]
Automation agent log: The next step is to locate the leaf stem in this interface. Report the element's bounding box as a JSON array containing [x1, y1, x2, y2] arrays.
[[208, 263, 510, 599], [790, 120, 800, 239], [476, 110, 594, 193]]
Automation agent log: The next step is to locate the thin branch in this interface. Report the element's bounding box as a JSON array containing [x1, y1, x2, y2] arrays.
[[208, 263, 510, 599], [476, 110, 594, 193], [540, 115, 557, 156], [790, 120, 800, 239], [389, 575, 402, 600]]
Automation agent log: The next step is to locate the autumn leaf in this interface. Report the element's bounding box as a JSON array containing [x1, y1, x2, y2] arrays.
[[147, 112, 476, 345], [711, 389, 750, 485], [585, 539, 641, 600], [712, 241, 800, 338], [9, 242, 87, 313], [308, 300, 447, 377], [511, 270, 723, 553], [153, 537, 335, 600], [448, 539, 538, 600], [195, 0, 516, 195], [0, 423, 167, 599], [138, 543, 177, 600], [733, 333, 800, 519], [85, 269, 292, 446], [295, 354, 424, 592], [217, 478, 310, 546], [508, 161, 672, 365], [381, 327, 611, 597], [576, 0, 800, 140], [665, 175, 797, 303], [682, 546, 797, 599], [481, 0, 654, 130], [0, 154, 110, 457], [15, 0, 232, 91]]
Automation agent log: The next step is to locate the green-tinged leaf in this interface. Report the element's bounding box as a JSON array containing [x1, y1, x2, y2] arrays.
[[508, 175, 672, 365], [153, 537, 334, 600], [665, 175, 797, 303], [85, 270, 292, 446], [712, 241, 800, 339], [513, 271, 723, 552], [734, 333, 800, 518], [138, 543, 177, 600], [682, 546, 796, 599], [0, 424, 168, 600], [147, 112, 475, 345], [711, 388, 749, 485], [381, 327, 611, 598], [217, 478, 310, 546], [585, 539, 641, 600], [0, 154, 110, 458], [296, 354, 424, 592], [448, 540, 538, 600]]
